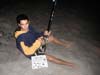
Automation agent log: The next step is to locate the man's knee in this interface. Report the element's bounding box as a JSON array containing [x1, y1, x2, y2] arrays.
[[48, 35, 54, 42], [46, 54, 54, 61]]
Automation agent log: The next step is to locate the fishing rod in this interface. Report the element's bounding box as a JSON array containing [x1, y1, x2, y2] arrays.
[[38, 0, 57, 54], [47, 0, 56, 32], [43, 0, 57, 52]]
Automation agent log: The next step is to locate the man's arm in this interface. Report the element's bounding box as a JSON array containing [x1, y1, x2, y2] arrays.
[[20, 39, 42, 56]]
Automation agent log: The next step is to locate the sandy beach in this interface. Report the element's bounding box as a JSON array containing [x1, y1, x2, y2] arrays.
[[0, 0, 99, 75]]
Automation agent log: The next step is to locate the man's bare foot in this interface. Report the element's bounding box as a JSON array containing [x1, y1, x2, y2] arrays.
[[0, 31, 3, 37], [66, 62, 78, 69]]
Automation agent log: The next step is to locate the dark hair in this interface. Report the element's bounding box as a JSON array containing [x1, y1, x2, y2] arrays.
[[15, 14, 29, 32], [16, 14, 29, 24]]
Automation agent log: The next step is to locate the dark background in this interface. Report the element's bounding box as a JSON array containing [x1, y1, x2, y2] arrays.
[[0, 0, 99, 43]]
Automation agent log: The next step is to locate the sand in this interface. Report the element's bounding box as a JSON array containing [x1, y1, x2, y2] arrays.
[[0, 1, 100, 75]]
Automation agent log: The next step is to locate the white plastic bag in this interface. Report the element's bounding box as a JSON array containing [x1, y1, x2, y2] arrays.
[[31, 55, 48, 69]]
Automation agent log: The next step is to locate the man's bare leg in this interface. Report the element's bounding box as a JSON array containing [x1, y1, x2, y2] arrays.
[[45, 35, 76, 68], [48, 35, 72, 48], [46, 53, 76, 68]]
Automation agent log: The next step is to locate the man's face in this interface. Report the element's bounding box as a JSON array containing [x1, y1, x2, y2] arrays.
[[18, 19, 30, 30]]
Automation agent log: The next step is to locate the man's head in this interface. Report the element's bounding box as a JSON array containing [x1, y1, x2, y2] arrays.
[[16, 14, 29, 24], [16, 14, 30, 31]]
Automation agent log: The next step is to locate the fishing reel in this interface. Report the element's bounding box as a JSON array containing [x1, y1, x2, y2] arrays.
[[36, 36, 48, 55]]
